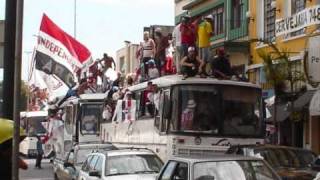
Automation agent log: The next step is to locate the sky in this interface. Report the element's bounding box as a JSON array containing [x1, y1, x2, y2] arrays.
[[0, 0, 174, 81]]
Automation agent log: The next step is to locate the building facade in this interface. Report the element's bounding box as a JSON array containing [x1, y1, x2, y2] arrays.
[[175, 0, 251, 74], [175, 0, 320, 154], [116, 43, 139, 76], [247, 0, 320, 154]]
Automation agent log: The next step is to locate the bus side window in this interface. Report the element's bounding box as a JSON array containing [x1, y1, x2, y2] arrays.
[[161, 91, 170, 132], [155, 90, 170, 132], [135, 91, 143, 118]]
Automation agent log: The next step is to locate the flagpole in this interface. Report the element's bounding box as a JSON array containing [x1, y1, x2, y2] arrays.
[[74, 0, 77, 38]]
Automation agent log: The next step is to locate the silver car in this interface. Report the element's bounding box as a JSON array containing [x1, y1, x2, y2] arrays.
[[157, 155, 281, 180], [53, 143, 117, 180], [78, 148, 163, 180]]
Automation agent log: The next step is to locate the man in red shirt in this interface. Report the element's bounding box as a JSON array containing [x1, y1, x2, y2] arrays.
[[180, 15, 196, 58]]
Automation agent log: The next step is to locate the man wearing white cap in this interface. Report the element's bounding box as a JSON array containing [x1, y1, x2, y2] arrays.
[[197, 14, 213, 64], [180, 46, 205, 79]]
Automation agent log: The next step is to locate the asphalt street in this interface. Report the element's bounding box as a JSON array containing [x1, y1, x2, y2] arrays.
[[20, 158, 53, 180]]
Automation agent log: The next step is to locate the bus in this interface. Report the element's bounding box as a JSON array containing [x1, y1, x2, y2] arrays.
[[101, 75, 266, 161], [19, 111, 48, 157], [54, 94, 108, 159]]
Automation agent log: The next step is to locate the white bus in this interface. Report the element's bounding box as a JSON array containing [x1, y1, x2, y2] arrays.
[[19, 111, 48, 157], [101, 75, 266, 161]]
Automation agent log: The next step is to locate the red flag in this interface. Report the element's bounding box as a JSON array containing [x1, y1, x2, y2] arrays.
[[39, 14, 91, 66], [32, 14, 93, 98]]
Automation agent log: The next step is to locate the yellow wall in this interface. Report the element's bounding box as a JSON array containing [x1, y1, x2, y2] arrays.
[[249, 0, 318, 65]]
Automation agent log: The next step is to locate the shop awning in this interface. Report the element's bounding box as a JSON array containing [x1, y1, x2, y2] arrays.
[[267, 90, 315, 122], [310, 90, 320, 116]]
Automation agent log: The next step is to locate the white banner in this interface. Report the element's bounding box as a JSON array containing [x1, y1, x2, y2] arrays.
[[275, 5, 320, 36], [308, 35, 320, 83]]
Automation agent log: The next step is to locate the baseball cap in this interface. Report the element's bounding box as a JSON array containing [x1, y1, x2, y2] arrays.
[[188, 46, 196, 52], [205, 14, 213, 20]]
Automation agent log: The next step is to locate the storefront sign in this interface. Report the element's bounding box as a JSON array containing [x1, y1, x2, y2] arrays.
[[308, 36, 320, 83], [275, 5, 320, 36]]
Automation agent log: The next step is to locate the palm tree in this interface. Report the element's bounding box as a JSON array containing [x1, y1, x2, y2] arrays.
[[251, 39, 305, 144]]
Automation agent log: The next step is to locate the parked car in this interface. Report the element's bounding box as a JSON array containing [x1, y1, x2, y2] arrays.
[[78, 148, 164, 180], [53, 143, 117, 180], [226, 144, 320, 180], [156, 154, 281, 180]]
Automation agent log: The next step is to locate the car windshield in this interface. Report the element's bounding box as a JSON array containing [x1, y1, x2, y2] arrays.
[[171, 85, 263, 137], [193, 160, 278, 180], [106, 154, 163, 176], [76, 146, 116, 165], [76, 149, 93, 165], [254, 148, 316, 168]]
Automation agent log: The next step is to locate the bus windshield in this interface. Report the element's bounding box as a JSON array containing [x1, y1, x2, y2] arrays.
[[80, 103, 103, 134], [171, 85, 264, 137], [26, 116, 47, 136]]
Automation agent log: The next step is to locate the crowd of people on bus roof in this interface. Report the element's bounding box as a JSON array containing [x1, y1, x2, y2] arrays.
[[133, 14, 249, 81]]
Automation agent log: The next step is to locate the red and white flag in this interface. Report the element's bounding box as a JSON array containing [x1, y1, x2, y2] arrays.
[[31, 14, 93, 98]]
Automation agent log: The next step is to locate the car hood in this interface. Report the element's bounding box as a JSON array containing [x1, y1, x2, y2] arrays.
[[276, 168, 317, 180], [103, 173, 157, 180]]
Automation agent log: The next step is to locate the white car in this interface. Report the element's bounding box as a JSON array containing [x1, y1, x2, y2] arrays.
[[78, 148, 163, 180]]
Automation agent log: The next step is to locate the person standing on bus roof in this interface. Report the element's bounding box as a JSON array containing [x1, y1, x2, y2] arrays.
[[35, 135, 44, 169], [180, 46, 205, 80], [140, 31, 156, 79]]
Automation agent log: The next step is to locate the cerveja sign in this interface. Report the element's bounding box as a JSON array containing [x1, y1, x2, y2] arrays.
[[275, 5, 320, 36], [308, 35, 320, 83]]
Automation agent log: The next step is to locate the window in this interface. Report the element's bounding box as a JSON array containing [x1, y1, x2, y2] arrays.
[[170, 85, 264, 137], [159, 161, 188, 180], [94, 156, 103, 172], [155, 90, 170, 132], [290, 0, 306, 37], [64, 106, 74, 135], [193, 160, 277, 180], [211, 5, 225, 35], [82, 155, 94, 172], [231, 0, 243, 29], [80, 104, 102, 134], [159, 161, 177, 180], [105, 154, 163, 176], [88, 155, 99, 171], [264, 0, 276, 42]]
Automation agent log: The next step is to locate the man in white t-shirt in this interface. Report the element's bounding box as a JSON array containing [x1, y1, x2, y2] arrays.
[[140, 31, 156, 79]]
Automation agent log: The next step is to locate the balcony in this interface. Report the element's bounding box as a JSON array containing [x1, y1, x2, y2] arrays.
[[210, 19, 249, 50], [226, 19, 248, 41]]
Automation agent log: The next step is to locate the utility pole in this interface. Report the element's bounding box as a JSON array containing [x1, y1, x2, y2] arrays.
[[3, 0, 17, 119], [12, 0, 24, 179], [74, 0, 77, 38]]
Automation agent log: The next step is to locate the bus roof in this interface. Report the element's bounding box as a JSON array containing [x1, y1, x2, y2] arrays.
[[20, 111, 48, 118], [128, 75, 261, 92]]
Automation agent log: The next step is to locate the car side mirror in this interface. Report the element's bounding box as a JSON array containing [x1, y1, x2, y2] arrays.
[[89, 170, 101, 178]]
